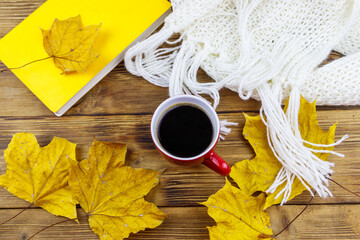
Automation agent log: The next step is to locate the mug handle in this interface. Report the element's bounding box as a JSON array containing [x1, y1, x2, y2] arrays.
[[203, 150, 231, 176]]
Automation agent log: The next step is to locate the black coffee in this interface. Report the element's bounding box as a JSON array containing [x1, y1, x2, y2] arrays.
[[158, 105, 213, 158]]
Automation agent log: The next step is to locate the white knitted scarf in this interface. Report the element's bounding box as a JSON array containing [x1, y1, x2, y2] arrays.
[[125, 0, 360, 204]]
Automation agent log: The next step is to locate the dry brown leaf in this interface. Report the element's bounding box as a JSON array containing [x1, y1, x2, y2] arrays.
[[202, 180, 273, 240], [230, 96, 337, 209], [41, 15, 101, 73], [68, 140, 166, 240], [0, 133, 77, 219]]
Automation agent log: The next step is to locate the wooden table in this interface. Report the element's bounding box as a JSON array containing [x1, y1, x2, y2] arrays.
[[0, 1, 360, 239]]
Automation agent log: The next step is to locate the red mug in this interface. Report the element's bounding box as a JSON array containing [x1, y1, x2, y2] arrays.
[[150, 95, 231, 176]]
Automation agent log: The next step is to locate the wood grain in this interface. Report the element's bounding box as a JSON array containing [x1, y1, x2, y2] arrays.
[[0, 63, 264, 117], [0, 111, 359, 208], [1, 58, 353, 117], [0, 205, 359, 240]]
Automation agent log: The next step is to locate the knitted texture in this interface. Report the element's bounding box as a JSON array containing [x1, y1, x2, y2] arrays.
[[125, 0, 360, 204], [334, 14, 360, 55], [303, 52, 360, 105]]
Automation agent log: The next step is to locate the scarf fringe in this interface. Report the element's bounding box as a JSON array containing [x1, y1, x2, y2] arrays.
[[125, 27, 178, 87], [257, 84, 347, 204], [125, 26, 237, 136]]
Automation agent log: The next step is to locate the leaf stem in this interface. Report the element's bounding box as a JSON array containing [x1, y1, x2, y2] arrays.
[[0, 57, 52, 72], [0, 55, 85, 73], [0, 203, 34, 225], [27, 215, 87, 240], [326, 177, 360, 198], [273, 194, 314, 238]]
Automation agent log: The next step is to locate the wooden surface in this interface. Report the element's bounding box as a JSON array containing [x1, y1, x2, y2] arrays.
[[0, 1, 360, 239]]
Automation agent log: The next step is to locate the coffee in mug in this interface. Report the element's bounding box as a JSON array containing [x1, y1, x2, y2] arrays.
[[151, 95, 231, 176], [157, 104, 213, 158]]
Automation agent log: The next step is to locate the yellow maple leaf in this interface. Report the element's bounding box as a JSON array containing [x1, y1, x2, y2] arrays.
[[41, 15, 101, 73], [202, 180, 273, 240], [68, 140, 166, 240], [230, 96, 337, 209], [0, 133, 77, 219]]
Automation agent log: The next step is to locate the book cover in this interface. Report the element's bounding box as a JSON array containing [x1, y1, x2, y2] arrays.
[[0, 0, 171, 116]]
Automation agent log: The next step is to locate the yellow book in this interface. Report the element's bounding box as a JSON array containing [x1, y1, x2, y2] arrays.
[[0, 0, 171, 116]]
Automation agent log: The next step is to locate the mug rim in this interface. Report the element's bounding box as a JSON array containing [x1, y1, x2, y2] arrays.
[[151, 95, 220, 161]]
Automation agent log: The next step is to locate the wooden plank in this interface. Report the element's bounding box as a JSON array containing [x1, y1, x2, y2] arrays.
[[0, 0, 44, 37], [0, 205, 359, 239], [0, 55, 351, 117], [0, 110, 359, 208], [1, 57, 352, 118], [0, 207, 211, 240], [0, 63, 263, 117], [268, 204, 360, 240]]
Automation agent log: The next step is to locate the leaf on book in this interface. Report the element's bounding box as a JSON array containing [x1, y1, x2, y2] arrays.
[[41, 15, 101, 73], [0, 133, 77, 219], [230, 96, 337, 209], [202, 180, 273, 240], [68, 140, 166, 240]]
